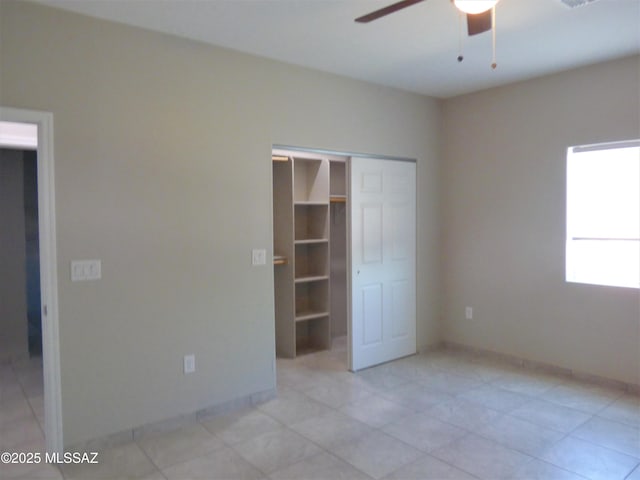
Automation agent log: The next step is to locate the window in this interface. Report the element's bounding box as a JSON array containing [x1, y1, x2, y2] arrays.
[[566, 140, 640, 289]]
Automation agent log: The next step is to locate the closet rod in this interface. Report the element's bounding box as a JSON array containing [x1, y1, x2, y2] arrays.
[[273, 255, 288, 265]]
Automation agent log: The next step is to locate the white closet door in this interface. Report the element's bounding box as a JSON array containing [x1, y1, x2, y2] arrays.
[[349, 157, 416, 371]]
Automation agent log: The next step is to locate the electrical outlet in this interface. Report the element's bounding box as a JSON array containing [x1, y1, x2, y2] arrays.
[[183, 354, 195, 374], [465, 307, 473, 320]]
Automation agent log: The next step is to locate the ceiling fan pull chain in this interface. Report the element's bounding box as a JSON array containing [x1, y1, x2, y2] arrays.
[[491, 6, 497, 69], [457, 10, 464, 62]]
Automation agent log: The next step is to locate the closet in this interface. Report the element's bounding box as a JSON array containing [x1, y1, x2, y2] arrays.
[[273, 148, 417, 370], [272, 149, 347, 358]]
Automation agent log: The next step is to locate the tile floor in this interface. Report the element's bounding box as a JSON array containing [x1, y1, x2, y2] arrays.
[[1, 338, 639, 479]]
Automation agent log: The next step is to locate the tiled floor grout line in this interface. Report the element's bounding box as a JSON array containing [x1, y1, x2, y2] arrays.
[[10, 361, 46, 439], [247, 390, 473, 480], [265, 370, 501, 480], [3, 344, 638, 480], [228, 391, 375, 479], [282, 352, 638, 478], [134, 437, 167, 479], [483, 385, 640, 472]]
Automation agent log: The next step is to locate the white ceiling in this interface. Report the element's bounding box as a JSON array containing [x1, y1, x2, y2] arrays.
[[33, 0, 640, 98]]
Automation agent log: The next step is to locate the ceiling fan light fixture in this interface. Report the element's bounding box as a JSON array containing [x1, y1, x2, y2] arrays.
[[454, 0, 499, 15]]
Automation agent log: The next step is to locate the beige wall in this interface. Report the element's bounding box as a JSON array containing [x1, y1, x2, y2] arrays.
[[0, 1, 441, 446], [4, 0, 635, 449], [0, 150, 29, 361], [442, 56, 640, 385]]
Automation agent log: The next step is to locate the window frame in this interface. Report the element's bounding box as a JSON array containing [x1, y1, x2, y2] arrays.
[[565, 139, 640, 290]]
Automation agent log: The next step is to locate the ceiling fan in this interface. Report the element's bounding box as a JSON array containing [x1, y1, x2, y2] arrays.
[[355, 0, 498, 35], [355, 0, 501, 67]]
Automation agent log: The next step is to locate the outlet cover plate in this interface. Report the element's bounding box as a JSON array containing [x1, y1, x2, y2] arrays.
[[184, 354, 195, 374], [252, 249, 267, 266]]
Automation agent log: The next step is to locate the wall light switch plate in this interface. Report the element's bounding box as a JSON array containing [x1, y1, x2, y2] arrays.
[[71, 260, 102, 281], [252, 249, 267, 266], [465, 307, 473, 320], [184, 354, 195, 374]]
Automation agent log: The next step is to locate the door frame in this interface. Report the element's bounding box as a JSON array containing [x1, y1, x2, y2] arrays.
[[0, 107, 63, 453]]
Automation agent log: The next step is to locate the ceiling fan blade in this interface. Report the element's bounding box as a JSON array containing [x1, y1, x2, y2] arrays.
[[467, 10, 492, 36], [355, 0, 426, 23]]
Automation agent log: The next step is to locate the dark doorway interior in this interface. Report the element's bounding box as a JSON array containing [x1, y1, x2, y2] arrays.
[[0, 148, 41, 358], [23, 150, 41, 356]]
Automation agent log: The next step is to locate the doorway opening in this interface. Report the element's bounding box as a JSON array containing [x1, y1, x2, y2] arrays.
[[0, 109, 62, 453], [272, 147, 349, 371], [0, 145, 41, 359]]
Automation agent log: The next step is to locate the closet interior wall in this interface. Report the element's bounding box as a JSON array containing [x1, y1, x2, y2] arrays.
[[330, 160, 347, 338]]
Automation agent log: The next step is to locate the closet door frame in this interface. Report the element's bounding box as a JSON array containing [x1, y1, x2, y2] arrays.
[[272, 145, 417, 370]]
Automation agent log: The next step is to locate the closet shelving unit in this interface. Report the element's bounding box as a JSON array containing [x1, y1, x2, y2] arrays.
[[273, 152, 331, 357]]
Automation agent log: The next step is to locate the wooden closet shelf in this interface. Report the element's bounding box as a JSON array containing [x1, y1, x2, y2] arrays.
[[294, 201, 329, 206], [294, 239, 329, 245], [272, 155, 289, 162]]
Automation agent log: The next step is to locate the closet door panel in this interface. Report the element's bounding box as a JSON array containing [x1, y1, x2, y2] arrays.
[[349, 157, 416, 371]]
